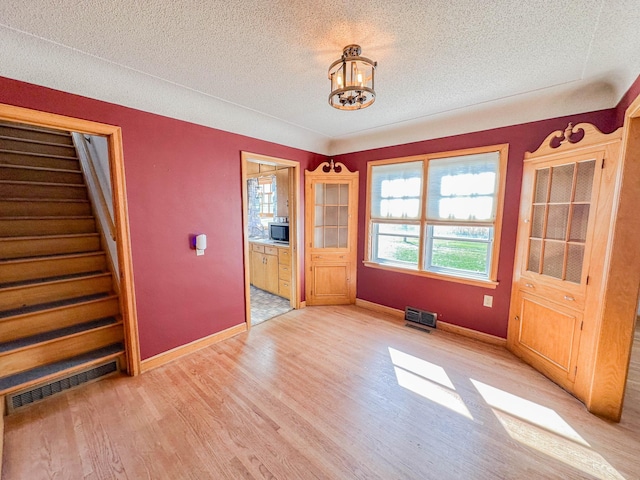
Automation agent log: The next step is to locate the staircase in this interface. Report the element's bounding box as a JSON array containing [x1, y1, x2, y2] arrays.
[[0, 120, 125, 412]]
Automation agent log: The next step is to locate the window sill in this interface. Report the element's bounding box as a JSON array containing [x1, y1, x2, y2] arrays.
[[363, 261, 499, 289]]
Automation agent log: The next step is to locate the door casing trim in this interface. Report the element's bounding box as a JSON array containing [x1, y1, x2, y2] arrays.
[[241, 152, 301, 328]]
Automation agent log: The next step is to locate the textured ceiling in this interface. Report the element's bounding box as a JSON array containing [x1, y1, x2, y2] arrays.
[[1, 1, 639, 155]]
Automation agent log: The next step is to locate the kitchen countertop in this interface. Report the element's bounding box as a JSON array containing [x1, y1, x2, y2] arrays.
[[249, 238, 289, 247]]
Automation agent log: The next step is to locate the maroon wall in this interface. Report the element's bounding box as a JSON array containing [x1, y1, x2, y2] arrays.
[[334, 110, 619, 338], [0, 76, 324, 359], [1, 73, 635, 351]]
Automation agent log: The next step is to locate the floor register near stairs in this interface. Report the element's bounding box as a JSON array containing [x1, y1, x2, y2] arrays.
[[0, 120, 126, 417]]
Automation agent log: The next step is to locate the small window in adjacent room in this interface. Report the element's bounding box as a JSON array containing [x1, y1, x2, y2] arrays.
[[365, 145, 508, 286], [258, 176, 275, 219]]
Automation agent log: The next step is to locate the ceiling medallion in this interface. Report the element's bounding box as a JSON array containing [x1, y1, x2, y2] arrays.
[[328, 44, 377, 110]]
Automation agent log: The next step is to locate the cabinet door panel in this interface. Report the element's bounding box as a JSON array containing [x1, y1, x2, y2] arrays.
[[310, 263, 349, 305], [278, 279, 290, 299], [276, 168, 289, 217], [278, 248, 290, 266], [250, 251, 265, 290], [264, 253, 279, 294], [518, 294, 581, 376]]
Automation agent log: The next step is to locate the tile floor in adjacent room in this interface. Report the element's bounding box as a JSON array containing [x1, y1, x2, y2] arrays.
[[250, 285, 291, 325]]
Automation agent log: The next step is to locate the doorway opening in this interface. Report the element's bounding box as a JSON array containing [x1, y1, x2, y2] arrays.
[[0, 102, 140, 376], [241, 152, 300, 327]]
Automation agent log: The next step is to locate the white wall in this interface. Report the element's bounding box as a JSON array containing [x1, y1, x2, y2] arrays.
[[72, 132, 119, 280]]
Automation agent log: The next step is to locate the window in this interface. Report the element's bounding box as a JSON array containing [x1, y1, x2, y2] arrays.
[[258, 176, 275, 218], [366, 145, 508, 286]]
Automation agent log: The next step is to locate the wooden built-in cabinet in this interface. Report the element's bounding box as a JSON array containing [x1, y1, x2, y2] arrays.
[[278, 247, 291, 299], [507, 123, 629, 420], [304, 161, 358, 305], [250, 242, 291, 299], [275, 168, 289, 217], [246, 162, 276, 175]]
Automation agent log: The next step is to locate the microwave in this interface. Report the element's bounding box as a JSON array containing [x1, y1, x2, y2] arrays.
[[268, 222, 289, 243]]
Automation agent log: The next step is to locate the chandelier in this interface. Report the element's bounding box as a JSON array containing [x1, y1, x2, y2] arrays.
[[328, 44, 377, 110]]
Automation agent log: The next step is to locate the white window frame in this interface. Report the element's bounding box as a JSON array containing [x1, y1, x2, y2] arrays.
[[365, 144, 508, 288]]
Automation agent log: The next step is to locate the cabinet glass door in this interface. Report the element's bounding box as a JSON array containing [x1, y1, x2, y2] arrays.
[[526, 159, 595, 284], [314, 183, 350, 248]]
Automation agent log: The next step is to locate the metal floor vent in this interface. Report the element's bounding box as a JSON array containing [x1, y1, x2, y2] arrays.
[[7, 360, 118, 413], [405, 306, 437, 330]]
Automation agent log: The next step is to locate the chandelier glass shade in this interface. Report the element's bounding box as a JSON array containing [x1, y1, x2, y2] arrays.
[[328, 44, 377, 110]]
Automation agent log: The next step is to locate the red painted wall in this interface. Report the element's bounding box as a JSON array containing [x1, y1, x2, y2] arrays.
[[334, 110, 619, 338], [1, 73, 635, 351], [0, 76, 324, 359]]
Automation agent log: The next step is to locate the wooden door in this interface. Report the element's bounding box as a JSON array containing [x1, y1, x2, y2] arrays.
[[305, 161, 358, 305]]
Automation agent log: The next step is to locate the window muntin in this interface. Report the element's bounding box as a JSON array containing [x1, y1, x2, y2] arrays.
[[258, 176, 275, 218], [526, 160, 595, 284], [367, 146, 506, 283]]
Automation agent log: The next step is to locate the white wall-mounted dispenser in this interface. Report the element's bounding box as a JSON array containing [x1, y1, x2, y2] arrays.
[[195, 234, 207, 256]]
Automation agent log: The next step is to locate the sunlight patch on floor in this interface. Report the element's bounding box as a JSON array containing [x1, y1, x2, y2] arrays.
[[471, 379, 625, 480], [389, 347, 473, 420], [471, 379, 588, 445], [388, 347, 454, 389]]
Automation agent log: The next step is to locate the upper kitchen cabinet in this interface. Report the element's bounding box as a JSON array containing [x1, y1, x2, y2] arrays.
[[276, 167, 289, 217]]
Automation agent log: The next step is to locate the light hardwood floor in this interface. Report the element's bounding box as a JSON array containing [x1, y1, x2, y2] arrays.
[[3, 306, 640, 479]]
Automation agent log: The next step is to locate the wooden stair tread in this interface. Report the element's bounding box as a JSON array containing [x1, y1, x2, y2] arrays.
[[0, 197, 89, 203], [0, 250, 102, 264], [0, 295, 120, 345], [0, 234, 101, 260], [0, 232, 98, 242], [0, 343, 123, 393], [0, 217, 97, 239], [0, 135, 75, 149], [0, 292, 110, 319], [0, 270, 105, 288], [0, 148, 77, 160], [0, 199, 92, 218], [0, 215, 94, 221], [0, 272, 112, 312], [0, 252, 106, 287], [0, 270, 104, 290], [0, 180, 85, 188], [0, 163, 81, 174], [0, 121, 70, 137], [0, 316, 118, 353]]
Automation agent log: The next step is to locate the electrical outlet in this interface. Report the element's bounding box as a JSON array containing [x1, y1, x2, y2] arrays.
[[483, 295, 493, 308]]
